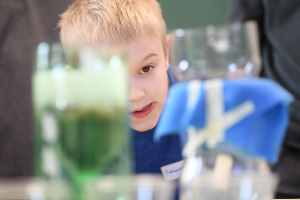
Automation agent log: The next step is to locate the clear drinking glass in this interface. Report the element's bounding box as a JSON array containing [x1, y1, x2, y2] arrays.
[[168, 23, 275, 199], [32, 42, 132, 198], [169, 22, 261, 82]]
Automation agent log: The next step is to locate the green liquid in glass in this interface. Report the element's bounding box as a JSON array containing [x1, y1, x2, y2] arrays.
[[35, 107, 131, 199]]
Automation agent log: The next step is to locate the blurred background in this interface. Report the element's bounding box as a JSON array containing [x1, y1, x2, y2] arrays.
[[0, 0, 230, 177]]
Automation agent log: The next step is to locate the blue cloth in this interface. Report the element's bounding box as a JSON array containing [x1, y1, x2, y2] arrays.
[[154, 78, 294, 163], [132, 67, 183, 173]]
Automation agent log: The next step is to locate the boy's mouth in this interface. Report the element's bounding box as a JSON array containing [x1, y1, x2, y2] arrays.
[[131, 102, 155, 119]]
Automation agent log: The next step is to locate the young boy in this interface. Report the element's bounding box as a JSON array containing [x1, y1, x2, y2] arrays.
[[59, 0, 182, 174]]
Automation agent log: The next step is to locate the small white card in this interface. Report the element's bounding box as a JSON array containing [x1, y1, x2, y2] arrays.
[[161, 160, 185, 181]]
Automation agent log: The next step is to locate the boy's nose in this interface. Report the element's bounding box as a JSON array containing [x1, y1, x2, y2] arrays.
[[129, 77, 145, 102]]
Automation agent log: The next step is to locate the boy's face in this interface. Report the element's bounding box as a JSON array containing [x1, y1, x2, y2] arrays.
[[119, 36, 170, 132]]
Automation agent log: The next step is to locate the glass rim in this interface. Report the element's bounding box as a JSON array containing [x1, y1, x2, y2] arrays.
[[0, 178, 73, 198], [94, 174, 176, 193], [168, 22, 248, 36], [181, 172, 278, 187]]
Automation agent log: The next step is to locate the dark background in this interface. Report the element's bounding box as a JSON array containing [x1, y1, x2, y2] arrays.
[[158, 0, 229, 30]]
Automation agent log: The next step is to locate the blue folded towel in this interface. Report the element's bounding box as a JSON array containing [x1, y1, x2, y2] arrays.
[[154, 78, 293, 163]]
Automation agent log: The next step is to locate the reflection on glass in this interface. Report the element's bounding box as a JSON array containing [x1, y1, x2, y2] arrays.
[[169, 22, 261, 82]]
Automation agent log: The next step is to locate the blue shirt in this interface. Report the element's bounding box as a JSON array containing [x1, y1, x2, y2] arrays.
[[133, 127, 182, 173]]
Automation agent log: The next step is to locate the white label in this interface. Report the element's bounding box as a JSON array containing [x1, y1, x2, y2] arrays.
[[161, 160, 185, 181], [41, 113, 58, 143]]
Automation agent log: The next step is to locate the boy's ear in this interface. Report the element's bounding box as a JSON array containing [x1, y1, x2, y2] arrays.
[[165, 35, 170, 70]]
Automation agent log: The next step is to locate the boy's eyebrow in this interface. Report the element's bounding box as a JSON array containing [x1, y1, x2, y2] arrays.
[[143, 53, 159, 62]]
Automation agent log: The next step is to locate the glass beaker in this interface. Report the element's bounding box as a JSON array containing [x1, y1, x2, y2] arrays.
[[32, 42, 132, 198]]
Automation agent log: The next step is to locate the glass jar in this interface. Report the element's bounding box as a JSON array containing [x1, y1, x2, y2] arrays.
[[32, 42, 132, 198]]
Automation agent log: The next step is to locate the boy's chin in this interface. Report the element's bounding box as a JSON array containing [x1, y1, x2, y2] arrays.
[[130, 120, 157, 132]]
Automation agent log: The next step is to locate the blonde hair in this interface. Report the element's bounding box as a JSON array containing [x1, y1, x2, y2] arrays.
[[58, 0, 167, 54]]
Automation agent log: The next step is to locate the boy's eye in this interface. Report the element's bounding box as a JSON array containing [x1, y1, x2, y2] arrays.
[[139, 66, 153, 74]]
